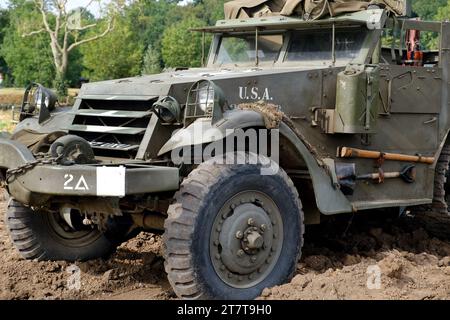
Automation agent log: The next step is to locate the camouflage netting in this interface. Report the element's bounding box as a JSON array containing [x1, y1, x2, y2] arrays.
[[224, 0, 407, 20]]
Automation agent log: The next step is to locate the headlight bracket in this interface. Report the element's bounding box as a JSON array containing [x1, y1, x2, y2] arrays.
[[185, 80, 226, 126]]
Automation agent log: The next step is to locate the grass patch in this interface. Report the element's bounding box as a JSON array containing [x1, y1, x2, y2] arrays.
[[0, 88, 25, 106], [0, 110, 15, 133], [0, 88, 80, 106], [0, 87, 80, 133]]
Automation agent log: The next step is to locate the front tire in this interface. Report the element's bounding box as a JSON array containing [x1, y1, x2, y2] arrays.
[[5, 200, 119, 261], [163, 154, 304, 299]]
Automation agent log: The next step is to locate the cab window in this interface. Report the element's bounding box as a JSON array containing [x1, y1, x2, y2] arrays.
[[286, 28, 367, 63], [215, 34, 283, 65]]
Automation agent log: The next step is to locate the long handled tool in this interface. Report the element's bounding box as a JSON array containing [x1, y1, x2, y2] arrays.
[[338, 147, 435, 165], [356, 165, 416, 184], [336, 163, 416, 195]]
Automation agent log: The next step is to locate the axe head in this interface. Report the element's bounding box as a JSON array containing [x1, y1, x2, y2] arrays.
[[400, 165, 416, 183], [335, 162, 356, 195]]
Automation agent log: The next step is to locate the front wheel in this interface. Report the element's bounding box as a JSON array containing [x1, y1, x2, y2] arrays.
[[163, 154, 304, 299], [5, 200, 120, 261]]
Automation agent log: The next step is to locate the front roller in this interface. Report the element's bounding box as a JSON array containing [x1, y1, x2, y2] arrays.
[[163, 154, 304, 300]]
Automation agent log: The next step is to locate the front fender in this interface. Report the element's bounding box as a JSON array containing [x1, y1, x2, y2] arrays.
[[158, 109, 353, 215], [0, 138, 39, 205], [278, 123, 353, 215], [158, 110, 265, 156], [0, 138, 35, 169]]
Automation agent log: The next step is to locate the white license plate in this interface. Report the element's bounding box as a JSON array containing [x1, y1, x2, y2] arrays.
[[96, 166, 126, 197]]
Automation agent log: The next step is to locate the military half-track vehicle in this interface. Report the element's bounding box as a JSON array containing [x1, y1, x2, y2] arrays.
[[1, 1, 449, 299]]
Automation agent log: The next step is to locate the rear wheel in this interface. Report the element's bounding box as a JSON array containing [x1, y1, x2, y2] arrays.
[[163, 154, 304, 299], [5, 200, 120, 261], [412, 144, 450, 238]]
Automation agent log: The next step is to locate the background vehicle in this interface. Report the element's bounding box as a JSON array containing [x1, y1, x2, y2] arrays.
[[1, 0, 448, 299]]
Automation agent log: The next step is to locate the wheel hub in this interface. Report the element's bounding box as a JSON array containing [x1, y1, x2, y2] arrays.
[[245, 229, 264, 250], [210, 192, 283, 288]]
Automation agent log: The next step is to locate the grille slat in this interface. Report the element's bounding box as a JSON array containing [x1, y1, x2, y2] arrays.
[[69, 99, 156, 159], [72, 109, 152, 118], [68, 124, 147, 135]]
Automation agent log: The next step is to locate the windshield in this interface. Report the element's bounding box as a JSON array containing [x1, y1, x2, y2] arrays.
[[213, 27, 367, 66], [286, 28, 367, 63], [215, 34, 283, 65]]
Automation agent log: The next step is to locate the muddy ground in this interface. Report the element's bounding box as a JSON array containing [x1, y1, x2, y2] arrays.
[[0, 194, 449, 300]]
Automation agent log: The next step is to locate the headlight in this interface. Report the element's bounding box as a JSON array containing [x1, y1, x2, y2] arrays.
[[20, 83, 58, 123], [35, 88, 43, 110], [197, 81, 215, 113], [152, 96, 181, 124], [185, 80, 226, 126]]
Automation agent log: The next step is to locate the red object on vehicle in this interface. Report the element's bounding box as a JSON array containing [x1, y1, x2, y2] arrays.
[[404, 27, 424, 66]]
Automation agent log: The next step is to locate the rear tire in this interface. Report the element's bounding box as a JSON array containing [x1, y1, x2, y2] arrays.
[[163, 154, 304, 300], [5, 200, 119, 261], [412, 144, 450, 239]]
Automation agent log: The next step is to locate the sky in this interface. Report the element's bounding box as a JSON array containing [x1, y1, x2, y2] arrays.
[[0, 0, 103, 15], [0, 0, 192, 13]]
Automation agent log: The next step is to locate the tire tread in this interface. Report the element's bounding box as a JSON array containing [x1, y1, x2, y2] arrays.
[[163, 155, 304, 299]]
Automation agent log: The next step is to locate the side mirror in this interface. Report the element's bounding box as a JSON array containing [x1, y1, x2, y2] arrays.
[[20, 83, 58, 123]]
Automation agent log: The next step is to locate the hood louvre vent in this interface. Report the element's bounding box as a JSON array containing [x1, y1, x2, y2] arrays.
[[68, 99, 156, 159]]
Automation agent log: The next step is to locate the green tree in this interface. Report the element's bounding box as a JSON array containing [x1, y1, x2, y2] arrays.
[[161, 17, 204, 68], [14, 0, 119, 95], [403, 0, 446, 50], [412, 0, 447, 20], [125, 0, 180, 73], [80, 17, 143, 81], [190, 0, 226, 25], [141, 45, 162, 75], [0, 9, 10, 85], [436, 0, 450, 21], [127, 0, 178, 49], [0, 1, 55, 87]]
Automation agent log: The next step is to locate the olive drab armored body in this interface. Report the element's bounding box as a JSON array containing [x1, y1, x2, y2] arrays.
[[1, 0, 449, 299]]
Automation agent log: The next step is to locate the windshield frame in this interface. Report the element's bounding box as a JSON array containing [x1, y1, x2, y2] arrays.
[[207, 25, 376, 68], [210, 30, 287, 67]]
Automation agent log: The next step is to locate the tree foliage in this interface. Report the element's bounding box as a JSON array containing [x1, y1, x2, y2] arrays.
[[0, 9, 10, 84], [161, 17, 205, 68], [412, 0, 447, 21], [0, 1, 55, 87], [141, 45, 162, 75], [80, 16, 143, 81], [7, 0, 449, 89], [0, 0, 229, 86], [436, 1, 450, 21]]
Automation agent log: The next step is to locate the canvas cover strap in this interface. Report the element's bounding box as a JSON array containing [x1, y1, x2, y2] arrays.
[[224, 0, 407, 20]]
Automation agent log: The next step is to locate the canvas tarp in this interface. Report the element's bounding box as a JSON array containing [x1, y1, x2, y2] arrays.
[[224, 0, 407, 20]]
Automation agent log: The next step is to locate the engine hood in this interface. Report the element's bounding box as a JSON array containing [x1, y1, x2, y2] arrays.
[[78, 65, 326, 100]]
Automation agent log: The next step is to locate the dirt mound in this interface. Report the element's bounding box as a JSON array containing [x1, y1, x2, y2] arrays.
[[0, 198, 449, 300], [260, 212, 450, 300], [0, 200, 173, 300]]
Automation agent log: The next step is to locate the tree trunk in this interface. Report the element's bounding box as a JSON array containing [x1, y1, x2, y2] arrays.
[[54, 52, 69, 97]]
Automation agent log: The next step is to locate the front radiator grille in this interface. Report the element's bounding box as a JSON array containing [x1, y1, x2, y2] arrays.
[[67, 99, 156, 159]]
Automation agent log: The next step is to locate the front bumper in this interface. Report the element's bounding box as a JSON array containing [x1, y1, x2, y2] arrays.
[[0, 138, 179, 206]]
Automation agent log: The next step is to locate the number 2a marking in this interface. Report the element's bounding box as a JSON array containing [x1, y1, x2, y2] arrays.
[[64, 174, 74, 190], [64, 174, 89, 191]]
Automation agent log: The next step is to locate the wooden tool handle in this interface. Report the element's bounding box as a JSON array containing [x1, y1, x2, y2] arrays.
[[339, 147, 435, 165]]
